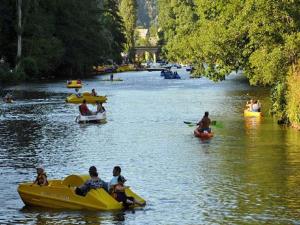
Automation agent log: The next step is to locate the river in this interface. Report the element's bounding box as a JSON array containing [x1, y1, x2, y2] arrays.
[[0, 69, 299, 224]]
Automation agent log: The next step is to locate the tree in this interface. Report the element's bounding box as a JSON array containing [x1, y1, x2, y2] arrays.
[[119, 0, 137, 62], [159, 0, 300, 123]]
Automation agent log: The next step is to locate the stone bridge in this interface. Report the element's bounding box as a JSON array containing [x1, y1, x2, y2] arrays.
[[135, 46, 159, 62]]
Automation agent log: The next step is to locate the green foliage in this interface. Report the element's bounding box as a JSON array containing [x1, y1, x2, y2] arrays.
[[286, 62, 300, 125], [19, 57, 38, 77], [0, 0, 127, 78], [0, 66, 26, 83], [158, 0, 300, 121], [119, 0, 138, 61]]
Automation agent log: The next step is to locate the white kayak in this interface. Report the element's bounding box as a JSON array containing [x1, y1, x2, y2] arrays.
[[76, 111, 106, 123]]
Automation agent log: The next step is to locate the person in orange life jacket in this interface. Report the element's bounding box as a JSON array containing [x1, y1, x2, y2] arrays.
[[34, 167, 49, 186], [109, 166, 145, 209], [197, 111, 211, 133], [79, 99, 92, 116]]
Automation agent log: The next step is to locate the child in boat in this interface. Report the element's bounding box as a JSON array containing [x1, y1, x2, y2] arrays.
[[75, 166, 108, 196], [33, 167, 49, 186], [109, 166, 145, 209]]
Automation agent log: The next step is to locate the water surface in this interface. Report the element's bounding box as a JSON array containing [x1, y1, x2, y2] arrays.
[[0, 70, 299, 224]]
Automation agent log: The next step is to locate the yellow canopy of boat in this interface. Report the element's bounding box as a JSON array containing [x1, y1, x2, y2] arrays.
[[66, 92, 107, 104], [67, 80, 82, 88], [18, 174, 145, 211]]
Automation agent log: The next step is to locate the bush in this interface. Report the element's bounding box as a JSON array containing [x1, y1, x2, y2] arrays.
[[20, 57, 38, 77], [0, 66, 27, 83], [286, 63, 300, 126]]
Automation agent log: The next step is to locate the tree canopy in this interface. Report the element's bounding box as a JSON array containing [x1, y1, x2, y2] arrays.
[[158, 0, 300, 124], [0, 0, 126, 79]]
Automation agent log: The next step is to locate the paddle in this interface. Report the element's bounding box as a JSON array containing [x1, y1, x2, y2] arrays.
[[184, 120, 223, 128]]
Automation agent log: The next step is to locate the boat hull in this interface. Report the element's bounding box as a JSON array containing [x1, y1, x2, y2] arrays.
[[147, 68, 165, 71], [18, 175, 145, 211], [194, 129, 213, 139], [76, 112, 106, 123], [66, 92, 107, 104], [244, 109, 262, 117]]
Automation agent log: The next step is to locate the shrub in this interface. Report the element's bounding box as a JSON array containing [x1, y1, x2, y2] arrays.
[[20, 57, 38, 77]]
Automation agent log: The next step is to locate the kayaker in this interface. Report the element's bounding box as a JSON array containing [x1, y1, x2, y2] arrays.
[[79, 99, 92, 116], [257, 100, 262, 112], [246, 99, 253, 111], [197, 111, 211, 133], [109, 166, 145, 209], [33, 166, 49, 186], [96, 101, 105, 113], [75, 166, 108, 196], [252, 100, 260, 112]]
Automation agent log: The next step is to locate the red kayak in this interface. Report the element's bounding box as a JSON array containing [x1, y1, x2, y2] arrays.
[[194, 129, 214, 139]]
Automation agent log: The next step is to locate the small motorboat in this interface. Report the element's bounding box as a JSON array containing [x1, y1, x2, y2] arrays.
[[66, 92, 107, 104], [244, 109, 262, 117], [18, 174, 146, 211], [194, 128, 214, 139], [76, 111, 106, 123], [161, 70, 181, 79], [67, 80, 82, 88]]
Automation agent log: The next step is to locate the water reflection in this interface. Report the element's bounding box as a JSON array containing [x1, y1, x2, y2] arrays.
[[0, 71, 300, 224]]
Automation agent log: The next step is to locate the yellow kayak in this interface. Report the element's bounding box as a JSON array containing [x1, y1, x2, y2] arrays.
[[67, 80, 82, 88], [244, 109, 263, 117], [66, 92, 107, 104], [18, 174, 146, 211]]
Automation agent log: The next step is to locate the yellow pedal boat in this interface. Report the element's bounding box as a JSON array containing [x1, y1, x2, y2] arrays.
[[66, 92, 107, 104], [67, 80, 83, 88], [18, 174, 146, 211], [244, 109, 263, 117]]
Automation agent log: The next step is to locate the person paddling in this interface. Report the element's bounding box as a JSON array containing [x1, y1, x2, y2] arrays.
[[197, 111, 211, 133]]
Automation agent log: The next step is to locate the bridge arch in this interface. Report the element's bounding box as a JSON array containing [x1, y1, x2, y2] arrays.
[[135, 46, 159, 63]]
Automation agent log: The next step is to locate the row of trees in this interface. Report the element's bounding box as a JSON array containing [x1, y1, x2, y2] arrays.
[[158, 0, 300, 127], [0, 0, 138, 81]]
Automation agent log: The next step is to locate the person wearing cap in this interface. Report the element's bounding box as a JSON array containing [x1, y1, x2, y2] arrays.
[[33, 167, 49, 186], [109, 166, 145, 208], [197, 111, 211, 133], [75, 166, 108, 196]]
